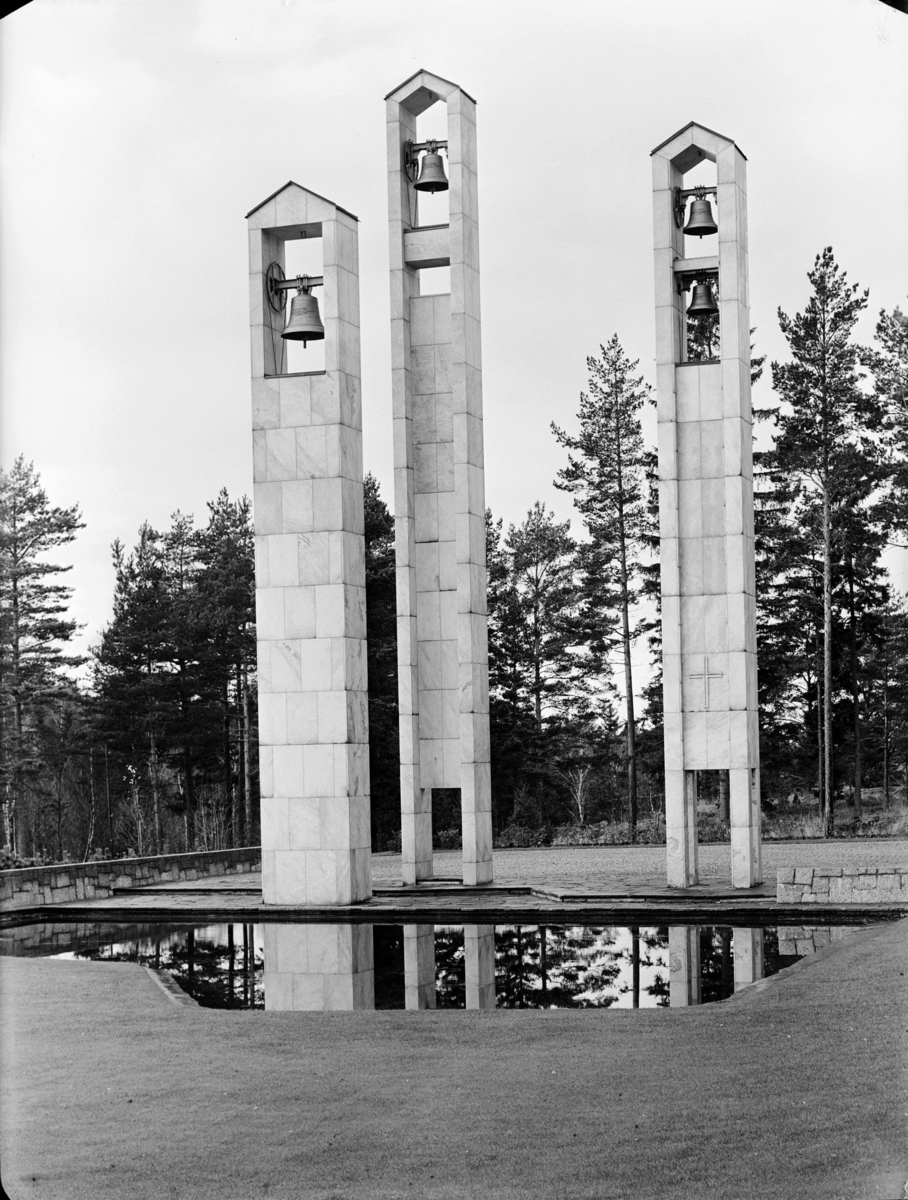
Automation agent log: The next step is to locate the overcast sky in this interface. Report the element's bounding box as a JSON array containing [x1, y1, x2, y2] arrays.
[[1, 0, 906, 685]]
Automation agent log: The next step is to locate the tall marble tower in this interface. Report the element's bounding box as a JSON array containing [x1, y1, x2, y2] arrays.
[[385, 71, 492, 886], [651, 123, 762, 889], [247, 183, 371, 906]]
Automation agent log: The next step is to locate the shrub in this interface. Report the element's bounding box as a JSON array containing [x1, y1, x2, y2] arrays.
[[494, 823, 553, 848], [551, 817, 666, 846], [0, 847, 53, 871], [434, 828, 462, 851]]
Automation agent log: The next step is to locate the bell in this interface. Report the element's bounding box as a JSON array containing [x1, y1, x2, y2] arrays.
[[683, 197, 718, 238], [687, 282, 719, 317], [414, 150, 449, 193], [282, 291, 324, 344]]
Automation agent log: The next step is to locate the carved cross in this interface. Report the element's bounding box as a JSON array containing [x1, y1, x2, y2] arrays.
[[688, 656, 723, 709]]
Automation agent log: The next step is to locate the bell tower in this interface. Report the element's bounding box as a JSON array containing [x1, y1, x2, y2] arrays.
[[247, 182, 371, 906], [385, 71, 492, 886], [651, 123, 762, 889]]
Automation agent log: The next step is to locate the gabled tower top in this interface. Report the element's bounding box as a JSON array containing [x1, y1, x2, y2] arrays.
[[651, 121, 746, 173], [245, 180, 357, 222], [384, 68, 476, 113]]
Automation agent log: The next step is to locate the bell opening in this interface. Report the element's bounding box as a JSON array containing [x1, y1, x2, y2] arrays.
[[411, 105, 450, 228], [680, 161, 719, 253], [281, 237, 326, 374], [685, 279, 721, 363]]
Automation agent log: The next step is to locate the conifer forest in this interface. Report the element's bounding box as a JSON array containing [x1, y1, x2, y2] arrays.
[[2, 250, 906, 864]]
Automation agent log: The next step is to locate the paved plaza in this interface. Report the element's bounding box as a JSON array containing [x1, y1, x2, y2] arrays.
[[5, 840, 905, 928]]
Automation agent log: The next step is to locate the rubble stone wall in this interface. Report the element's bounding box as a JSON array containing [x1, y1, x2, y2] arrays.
[[777, 866, 908, 905], [0, 848, 261, 911]]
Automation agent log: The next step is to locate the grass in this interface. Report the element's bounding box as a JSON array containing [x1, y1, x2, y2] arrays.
[[1, 919, 906, 1199]]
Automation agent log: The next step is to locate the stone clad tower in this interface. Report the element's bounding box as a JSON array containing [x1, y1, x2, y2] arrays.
[[247, 182, 371, 906], [651, 123, 762, 889], [385, 71, 492, 886]]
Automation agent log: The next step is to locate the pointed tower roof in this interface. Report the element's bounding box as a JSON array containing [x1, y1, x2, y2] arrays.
[[245, 180, 357, 222], [384, 69, 475, 114], [651, 121, 746, 172]]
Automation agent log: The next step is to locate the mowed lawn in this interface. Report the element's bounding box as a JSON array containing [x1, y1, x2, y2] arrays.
[[1, 918, 906, 1200]]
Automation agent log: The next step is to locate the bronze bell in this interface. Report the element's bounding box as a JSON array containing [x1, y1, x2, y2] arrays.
[[687, 282, 719, 317], [683, 197, 718, 238], [414, 150, 449, 193], [282, 290, 324, 344]]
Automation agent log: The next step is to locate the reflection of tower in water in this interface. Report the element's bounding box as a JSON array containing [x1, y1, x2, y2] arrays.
[[263, 924, 375, 1011], [404, 924, 436, 1009], [465, 925, 495, 1010], [668, 925, 766, 1007], [669, 926, 701, 1007]]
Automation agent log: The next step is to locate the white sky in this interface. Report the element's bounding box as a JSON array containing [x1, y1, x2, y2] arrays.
[[1, 0, 906, 689]]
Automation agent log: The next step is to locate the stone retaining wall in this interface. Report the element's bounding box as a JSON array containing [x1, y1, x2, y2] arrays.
[[776, 924, 848, 956], [777, 866, 908, 904], [0, 847, 261, 912]]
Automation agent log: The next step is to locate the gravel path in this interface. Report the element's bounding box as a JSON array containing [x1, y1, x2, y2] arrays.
[[371, 838, 908, 883]]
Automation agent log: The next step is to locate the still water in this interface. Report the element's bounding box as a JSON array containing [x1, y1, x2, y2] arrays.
[[4, 920, 853, 1011]]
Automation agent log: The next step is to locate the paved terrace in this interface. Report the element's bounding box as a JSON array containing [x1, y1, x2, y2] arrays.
[[9, 840, 908, 926]]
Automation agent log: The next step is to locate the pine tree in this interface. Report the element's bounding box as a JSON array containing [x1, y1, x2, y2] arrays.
[[0, 457, 84, 852], [197, 491, 257, 846], [552, 336, 649, 833], [486, 509, 542, 828], [505, 502, 577, 730], [862, 302, 908, 539], [769, 247, 882, 833], [94, 525, 171, 853]]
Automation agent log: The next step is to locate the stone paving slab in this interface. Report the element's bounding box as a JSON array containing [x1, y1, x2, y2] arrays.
[[122, 838, 908, 890]]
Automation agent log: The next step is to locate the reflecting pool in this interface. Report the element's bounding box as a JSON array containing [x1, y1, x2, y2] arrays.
[[2, 920, 858, 1011]]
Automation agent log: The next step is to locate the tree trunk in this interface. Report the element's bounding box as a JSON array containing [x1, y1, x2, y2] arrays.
[[815, 654, 824, 818], [177, 659, 197, 847], [614, 410, 637, 837], [83, 745, 96, 861], [9, 574, 22, 856], [847, 563, 861, 821], [619, 557, 637, 836], [882, 669, 890, 809], [228, 923, 235, 1003], [717, 771, 729, 823], [224, 680, 237, 847], [104, 742, 113, 853], [540, 926, 548, 1001], [55, 771, 64, 862], [822, 484, 834, 836], [533, 604, 542, 729], [10, 694, 23, 856], [149, 728, 163, 854], [631, 926, 640, 1010]]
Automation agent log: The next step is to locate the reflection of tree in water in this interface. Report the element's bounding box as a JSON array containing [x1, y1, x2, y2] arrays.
[[68, 921, 789, 1012], [76, 923, 263, 1008], [699, 927, 735, 1004], [526, 925, 623, 1009], [616, 926, 670, 1008], [434, 926, 466, 1008]]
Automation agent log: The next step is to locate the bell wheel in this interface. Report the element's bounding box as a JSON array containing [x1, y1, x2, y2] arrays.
[[265, 262, 286, 314]]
